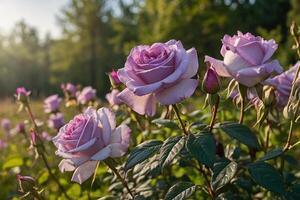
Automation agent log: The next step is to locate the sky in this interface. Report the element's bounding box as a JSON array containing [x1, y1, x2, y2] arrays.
[[0, 0, 69, 38]]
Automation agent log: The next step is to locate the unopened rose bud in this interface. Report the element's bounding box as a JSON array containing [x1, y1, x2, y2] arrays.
[[109, 70, 121, 87], [30, 130, 37, 146], [202, 67, 221, 94], [262, 86, 276, 106], [16, 122, 25, 134], [17, 174, 36, 193], [15, 87, 31, 104]]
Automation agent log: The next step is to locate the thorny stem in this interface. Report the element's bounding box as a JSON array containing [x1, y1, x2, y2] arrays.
[[239, 96, 245, 124], [104, 160, 134, 199], [198, 165, 214, 199], [172, 104, 189, 135], [209, 95, 220, 132]]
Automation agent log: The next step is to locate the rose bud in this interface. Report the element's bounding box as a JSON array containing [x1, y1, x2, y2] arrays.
[[202, 67, 221, 94], [262, 86, 276, 106], [47, 113, 65, 130], [15, 122, 26, 134], [61, 83, 77, 97], [52, 107, 131, 184], [15, 87, 31, 104], [17, 174, 36, 193], [109, 70, 121, 87], [44, 94, 62, 113], [30, 130, 37, 146], [77, 86, 97, 105]]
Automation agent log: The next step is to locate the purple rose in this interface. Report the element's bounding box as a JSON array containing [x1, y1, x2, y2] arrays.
[[1, 118, 11, 132], [52, 107, 131, 184], [117, 40, 199, 116], [77, 86, 97, 105], [44, 94, 62, 113], [48, 113, 65, 130], [105, 89, 122, 107], [264, 61, 300, 107], [205, 31, 283, 87], [61, 83, 77, 97]]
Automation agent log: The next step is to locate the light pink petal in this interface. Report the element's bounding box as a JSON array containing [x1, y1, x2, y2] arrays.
[[117, 88, 156, 116], [204, 56, 231, 77], [235, 59, 283, 87], [236, 41, 264, 66], [91, 146, 111, 160], [155, 79, 198, 105], [71, 161, 98, 184], [111, 124, 131, 145], [182, 48, 199, 79], [58, 159, 76, 172]]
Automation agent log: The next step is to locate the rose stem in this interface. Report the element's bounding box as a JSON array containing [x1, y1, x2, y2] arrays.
[[104, 160, 134, 199], [238, 84, 246, 124], [209, 95, 220, 132], [172, 104, 188, 135], [25, 104, 71, 200]]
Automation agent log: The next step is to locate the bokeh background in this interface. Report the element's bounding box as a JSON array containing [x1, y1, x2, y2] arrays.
[[0, 0, 299, 98]]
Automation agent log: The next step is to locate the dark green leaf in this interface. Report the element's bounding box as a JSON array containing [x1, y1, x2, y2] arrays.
[[285, 184, 300, 200], [259, 148, 283, 162], [248, 162, 285, 195], [165, 182, 196, 200], [152, 119, 178, 129], [186, 133, 216, 168], [211, 158, 238, 192], [220, 122, 260, 149], [125, 140, 163, 171], [159, 136, 185, 170]]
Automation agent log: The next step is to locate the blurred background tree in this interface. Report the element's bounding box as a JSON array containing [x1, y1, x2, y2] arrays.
[[0, 0, 299, 98]]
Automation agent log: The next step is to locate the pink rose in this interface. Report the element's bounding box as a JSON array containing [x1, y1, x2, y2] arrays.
[[77, 86, 97, 105], [117, 40, 199, 116], [105, 89, 122, 107], [52, 107, 131, 184], [205, 31, 283, 87], [44, 94, 62, 113]]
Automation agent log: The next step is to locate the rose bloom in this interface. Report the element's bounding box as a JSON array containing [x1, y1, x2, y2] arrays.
[[77, 86, 97, 105], [205, 31, 283, 87], [16, 87, 31, 97], [48, 113, 65, 130], [61, 83, 77, 97], [117, 40, 199, 116], [52, 107, 131, 184], [44, 94, 62, 113], [105, 89, 122, 107], [1, 118, 11, 132], [264, 61, 300, 108]]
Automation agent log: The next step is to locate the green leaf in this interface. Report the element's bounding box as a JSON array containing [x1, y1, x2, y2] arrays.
[[159, 136, 185, 170], [165, 182, 196, 200], [152, 119, 178, 129], [3, 157, 23, 170], [211, 158, 238, 192], [125, 140, 163, 171], [38, 170, 49, 184], [248, 162, 285, 195], [259, 148, 283, 162], [220, 122, 260, 149], [186, 133, 216, 168], [285, 184, 300, 200]]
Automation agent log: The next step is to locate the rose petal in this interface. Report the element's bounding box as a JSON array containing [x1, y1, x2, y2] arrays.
[[262, 39, 278, 63], [59, 159, 76, 172], [71, 161, 98, 184], [204, 56, 231, 77], [182, 48, 199, 79], [236, 41, 264, 65], [118, 88, 156, 116], [68, 137, 97, 153], [111, 124, 131, 145], [98, 108, 115, 145], [91, 146, 111, 160], [110, 143, 128, 157], [155, 78, 198, 105], [235, 59, 283, 87], [224, 51, 251, 76]]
